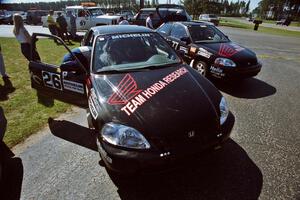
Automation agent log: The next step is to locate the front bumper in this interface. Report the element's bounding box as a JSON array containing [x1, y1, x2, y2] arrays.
[[210, 63, 262, 79], [97, 112, 235, 174]]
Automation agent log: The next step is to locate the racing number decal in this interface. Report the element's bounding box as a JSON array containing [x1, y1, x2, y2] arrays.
[[171, 41, 179, 50], [42, 71, 62, 90]]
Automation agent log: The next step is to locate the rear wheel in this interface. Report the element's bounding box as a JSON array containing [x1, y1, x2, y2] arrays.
[[193, 60, 208, 77]]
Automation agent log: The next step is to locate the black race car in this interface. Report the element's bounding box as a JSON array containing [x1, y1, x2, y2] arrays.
[[157, 21, 262, 80], [29, 25, 234, 174], [130, 4, 191, 29]]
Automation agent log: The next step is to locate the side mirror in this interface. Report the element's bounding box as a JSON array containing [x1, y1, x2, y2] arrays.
[[60, 60, 78, 72], [180, 37, 190, 44]]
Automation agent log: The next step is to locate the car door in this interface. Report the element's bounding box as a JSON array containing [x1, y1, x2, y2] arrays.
[[77, 8, 91, 30], [28, 33, 88, 108], [168, 23, 191, 57]]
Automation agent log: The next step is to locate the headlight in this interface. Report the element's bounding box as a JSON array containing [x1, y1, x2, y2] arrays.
[[219, 97, 229, 125], [215, 58, 236, 67], [101, 123, 150, 149]]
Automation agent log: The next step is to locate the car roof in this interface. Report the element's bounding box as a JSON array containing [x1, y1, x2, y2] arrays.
[[165, 21, 213, 26], [91, 25, 154, 35]]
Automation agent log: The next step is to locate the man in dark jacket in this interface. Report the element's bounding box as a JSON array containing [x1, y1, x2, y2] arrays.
[[56, 12, 71, 43]]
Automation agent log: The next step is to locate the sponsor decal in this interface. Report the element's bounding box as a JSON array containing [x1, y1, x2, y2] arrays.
[[63, 79, 84, 94], [111, 33, 150, 40], [108, 74, 142, 105], [197, 48, 212, 58], [88, 88, 100, 119], [80, 20, 86, 26], [107, 67, 188, 116], [218, 43, 244, 57], [179, 46, 188, 54], [210, 66, 225, 77]]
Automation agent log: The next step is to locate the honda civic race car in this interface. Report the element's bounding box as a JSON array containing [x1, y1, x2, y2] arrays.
[[28, 25, 234, 174], [157, 21, 262, 80]]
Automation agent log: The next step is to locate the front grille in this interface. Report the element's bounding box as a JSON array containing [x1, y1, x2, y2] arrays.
[[237, 56, 258, 67], [151, 127, 219, 155]]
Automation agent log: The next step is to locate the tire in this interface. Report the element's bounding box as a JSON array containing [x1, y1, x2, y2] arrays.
[[193, 60, 208, 77]]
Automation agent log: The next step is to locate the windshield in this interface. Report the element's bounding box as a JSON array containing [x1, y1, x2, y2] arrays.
[[188, 25, 229, 43], [158, 8, 192, 21], [88, 8, 104, 16], [208, 14, 217, 18], [93, 33, 180, 73]]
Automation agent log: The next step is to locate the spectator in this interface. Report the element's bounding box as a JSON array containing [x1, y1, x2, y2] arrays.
[[47, 10, 58, 38], [67, 11, 77, 40], [0, 44, 9, 79], [13, 14, 40, 61], [56, 12, 71, 44], [146, 13, 154, 29], [118, 16, 129, 25]]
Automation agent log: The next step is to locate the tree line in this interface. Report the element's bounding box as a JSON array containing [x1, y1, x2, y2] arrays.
[[1, 0, 299, 20]]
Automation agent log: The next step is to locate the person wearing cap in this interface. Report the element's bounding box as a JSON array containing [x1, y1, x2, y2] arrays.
[[118, 16, 129, 25], [146, 13, 154, 29]]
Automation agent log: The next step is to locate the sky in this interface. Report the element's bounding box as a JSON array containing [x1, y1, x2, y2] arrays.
[[0, 0, 261, 10]]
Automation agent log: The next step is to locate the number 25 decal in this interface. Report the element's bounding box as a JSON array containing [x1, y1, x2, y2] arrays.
[[42, 71, 62, 90]]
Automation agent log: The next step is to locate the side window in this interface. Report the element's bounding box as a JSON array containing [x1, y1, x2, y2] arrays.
[[170, 24, 188, 39], [84, 30, 94, 46], [139, 11, 150, 20], [78, 9, 88, 17], [157, 23, 172, 35]]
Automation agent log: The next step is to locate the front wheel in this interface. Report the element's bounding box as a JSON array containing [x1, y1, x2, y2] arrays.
[[193, 60, 208, 77]]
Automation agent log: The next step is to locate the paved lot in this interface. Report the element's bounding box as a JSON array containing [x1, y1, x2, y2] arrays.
[[1, 26, 300, 200]]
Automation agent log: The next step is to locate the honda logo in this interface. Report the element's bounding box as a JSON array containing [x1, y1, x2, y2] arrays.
[[188, 130, 195, 138]]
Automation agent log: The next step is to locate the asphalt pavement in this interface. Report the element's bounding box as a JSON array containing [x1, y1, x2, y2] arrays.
[[1, 26, 300, 200]]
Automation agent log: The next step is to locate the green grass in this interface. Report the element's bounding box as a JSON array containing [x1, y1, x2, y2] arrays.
[[220, 18, 300, 38], [0, 38, 79, 148]]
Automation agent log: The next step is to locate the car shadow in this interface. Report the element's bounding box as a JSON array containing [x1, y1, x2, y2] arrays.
[[48, 118, 98, 152], [113, 139, 263, 200], [213, 78, 276, 99], [0, 107, 23, 200], [0, 78, 15, 101]]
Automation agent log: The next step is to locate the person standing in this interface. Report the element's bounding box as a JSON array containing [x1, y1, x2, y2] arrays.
[[67, 11, 77, 40], [118, 16, 129, 25], [13, 14, 40, 61], [146, 13, 154, 29], [56, 12, 71, 43], [47, 10, 58, 37], [0, 44, 9, 79]]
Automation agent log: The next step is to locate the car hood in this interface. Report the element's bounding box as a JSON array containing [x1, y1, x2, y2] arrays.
[[197, 42, 258, 65], [90, 65, 222, 139]]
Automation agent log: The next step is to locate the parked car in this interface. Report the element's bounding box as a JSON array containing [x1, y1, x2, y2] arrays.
[[41, 6, 120, 30], [0, 10, 13, 25], [117, 10, 135, 20], [27, 10, 48, 25], [157, 21, 262, 80], [28, 25, 234, 175], [130, 4, 191, 29], [199, 14, 220, 26], [276, 18, 292, 26]]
